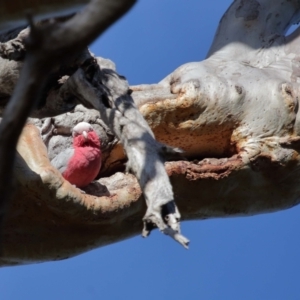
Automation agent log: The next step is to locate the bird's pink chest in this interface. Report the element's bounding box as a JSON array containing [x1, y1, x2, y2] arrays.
[[63, 146, 101, 188]]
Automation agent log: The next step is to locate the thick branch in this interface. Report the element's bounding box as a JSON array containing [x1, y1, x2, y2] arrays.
[[3, 123, 300, 266], [207, 0, 300, 60], [0, 0, 89, 32], [0, 54, 49, 225]]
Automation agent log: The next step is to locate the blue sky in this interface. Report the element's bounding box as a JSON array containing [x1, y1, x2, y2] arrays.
[[2, 1, 300, 299]]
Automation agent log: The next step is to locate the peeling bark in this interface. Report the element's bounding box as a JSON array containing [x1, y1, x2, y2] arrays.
[[1, 0, 300, 266]]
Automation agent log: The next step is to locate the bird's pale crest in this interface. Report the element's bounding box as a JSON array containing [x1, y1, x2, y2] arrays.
[[72, 122, 93, 137]]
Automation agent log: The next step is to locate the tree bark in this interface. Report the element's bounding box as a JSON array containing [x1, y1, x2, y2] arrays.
[[1, 0, 300, 266]]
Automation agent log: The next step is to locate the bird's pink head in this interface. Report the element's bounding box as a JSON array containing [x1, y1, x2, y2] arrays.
[[72, 122, 101, 148]]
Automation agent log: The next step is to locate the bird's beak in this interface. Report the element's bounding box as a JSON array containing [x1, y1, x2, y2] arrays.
[[82, 131, 88, 140]]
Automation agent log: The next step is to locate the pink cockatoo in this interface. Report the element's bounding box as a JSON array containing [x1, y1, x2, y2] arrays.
[[51, 122, 102, 188]]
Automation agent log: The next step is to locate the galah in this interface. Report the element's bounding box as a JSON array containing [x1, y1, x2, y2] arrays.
[[51, 122, 102, 188]]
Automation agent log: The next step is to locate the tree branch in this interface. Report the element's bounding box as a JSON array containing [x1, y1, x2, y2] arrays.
[[207, 0, 300, 60], [64, 66, 189, 248], [0, 54, 48, 230], [0, 0, 89, 32]]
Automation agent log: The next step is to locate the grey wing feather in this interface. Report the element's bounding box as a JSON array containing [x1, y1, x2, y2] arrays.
[[51, 148, 74, 174]]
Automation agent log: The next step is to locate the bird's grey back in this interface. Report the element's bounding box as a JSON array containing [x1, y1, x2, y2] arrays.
[[51, 148, 74, 174]]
